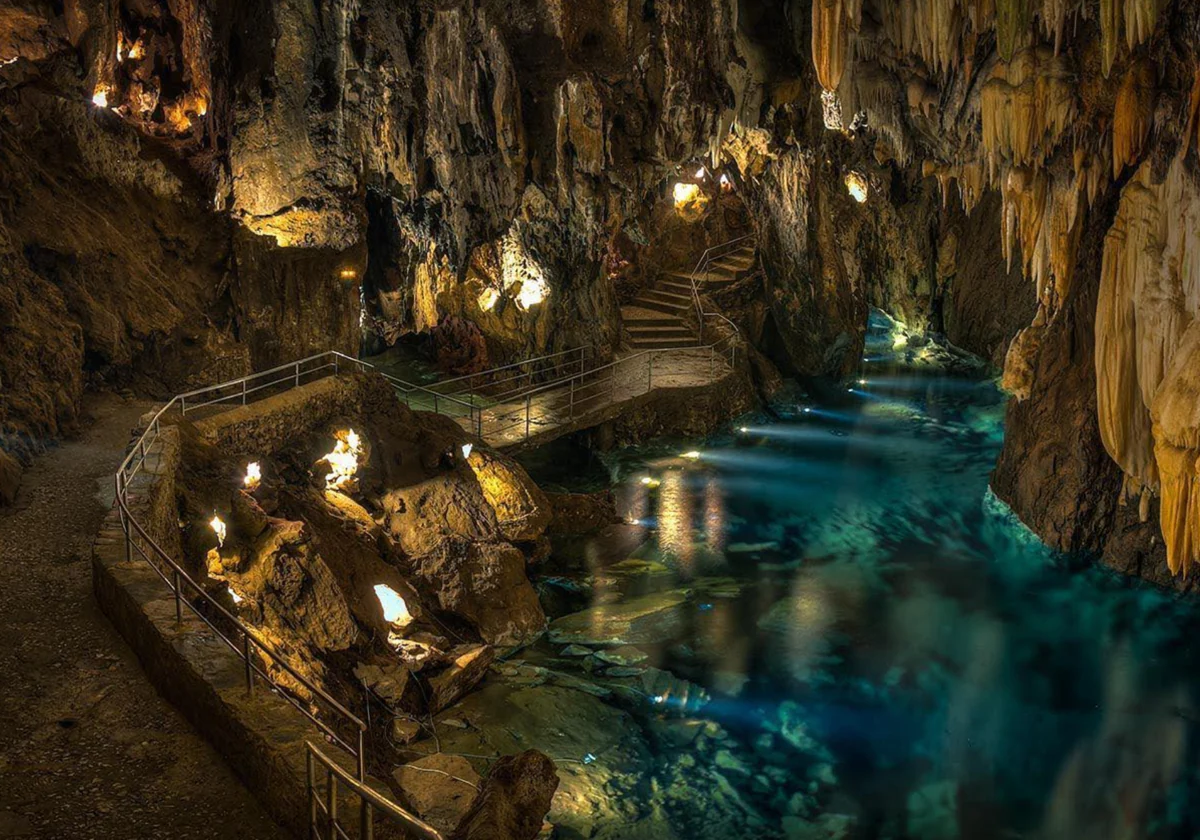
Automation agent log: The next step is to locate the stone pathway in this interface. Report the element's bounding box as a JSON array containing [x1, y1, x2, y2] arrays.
[[0, 394, 286, 839]]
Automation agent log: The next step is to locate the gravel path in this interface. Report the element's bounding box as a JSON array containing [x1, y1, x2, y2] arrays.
[[0, 394, 287, 839]]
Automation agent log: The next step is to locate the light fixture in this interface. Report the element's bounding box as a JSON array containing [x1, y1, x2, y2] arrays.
[[374, 584, 413, 629], [694, 166, 707, 179], [857, 378, 867, 386], [738, 426, 749, 433], [243, 461, 261, 490], [845, 171, 869, 203], [338, 268, 357, 281], [228, 587, 244, 604], [639, 476, 660, 488], [681, 451, 701, 460], [803, 407, 812, 414], [209, 514, 227, 547], [461, 443, 473, 459], [91, 86, 109, 108], [672, 182, 701, 206], [322, 429, 363, 490]]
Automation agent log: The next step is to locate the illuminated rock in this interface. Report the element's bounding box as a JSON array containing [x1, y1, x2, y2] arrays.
[[465, 448, 551, 543]]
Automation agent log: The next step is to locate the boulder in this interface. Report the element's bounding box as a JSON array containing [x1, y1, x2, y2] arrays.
[[382, 472, 500, 557], [209, 518, 357, 653], [450, 750, 559, 840], [412, 540, 545, 646], [393, 754, 482, 835], [545, 491, 619, 536], [0, 449, 21, 506], [426, 645, 496, 713], [354, 662, 418, 712], [466, 449, 551, 542]]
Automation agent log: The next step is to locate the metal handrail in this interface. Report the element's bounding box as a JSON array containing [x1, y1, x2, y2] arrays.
[[682, 234, 755, 344], [431, 346, 589, 395], [112, 350, 486, 784], [307, 741, 445, 840]]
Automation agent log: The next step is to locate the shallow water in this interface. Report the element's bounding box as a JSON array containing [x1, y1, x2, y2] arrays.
[[517, 314, 1200, 840]]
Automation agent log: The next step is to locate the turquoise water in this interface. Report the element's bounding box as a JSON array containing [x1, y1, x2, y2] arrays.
[[518, 313, 1200, 839]]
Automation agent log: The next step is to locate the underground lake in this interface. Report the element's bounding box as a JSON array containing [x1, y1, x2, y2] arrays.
[[460, 313, 1200, 840]]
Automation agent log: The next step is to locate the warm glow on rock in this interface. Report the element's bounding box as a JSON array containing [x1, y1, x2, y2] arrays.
[[477, 287, 500, 311], [322, 430, 363, 490], [92, 87, 110, 108], [673, 182, 701, 206], [500, 230, 550, 311], [209, 514, 227, 547], [244, 461, 261, 490], [374, 584, 413, 628], [228, 586, 244, 604], [845, 171, 869, 203], [338, 267, 357, 281], [694, 166, 707, 179]]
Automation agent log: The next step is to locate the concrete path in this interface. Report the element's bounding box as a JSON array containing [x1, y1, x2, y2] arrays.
[[0, 395, 286, 839]]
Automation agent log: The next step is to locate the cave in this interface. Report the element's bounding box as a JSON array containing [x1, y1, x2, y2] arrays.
[[4, 0, 1200, 838]]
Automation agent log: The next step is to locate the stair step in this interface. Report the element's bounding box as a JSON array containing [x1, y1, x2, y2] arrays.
[[640, 289, 692, 305], [632, 297, 691, 316], [623, 314, 684, 327], [657, 280, 695, 295], [629, 335, 698, 348], [627, 326, 695, 339]]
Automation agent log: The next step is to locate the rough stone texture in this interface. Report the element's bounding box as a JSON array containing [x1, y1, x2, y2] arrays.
[[393, 753, 482, 835], [0, 448, 21, 506], [382, 471, 502, 558], [992, 196, 1123, 556], [940, 192, 1038, 368], [545, 491, 618, 537], [411, 540, 546, 647], [426, 645, 496, 713], [450, 750, 559, 840], [466, 448, 551, 543]]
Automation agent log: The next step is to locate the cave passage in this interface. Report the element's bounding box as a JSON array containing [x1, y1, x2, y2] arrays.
[[508, 312, 1200, 839]]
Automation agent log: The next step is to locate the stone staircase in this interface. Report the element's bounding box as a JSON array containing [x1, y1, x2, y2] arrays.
[[622, 243, 757, 350]]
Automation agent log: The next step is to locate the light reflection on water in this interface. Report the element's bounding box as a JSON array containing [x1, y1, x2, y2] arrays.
[[520, 321, 1200, 839]]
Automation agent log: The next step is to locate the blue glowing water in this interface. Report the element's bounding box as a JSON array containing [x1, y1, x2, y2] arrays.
[[518, 313, 1200, 839]]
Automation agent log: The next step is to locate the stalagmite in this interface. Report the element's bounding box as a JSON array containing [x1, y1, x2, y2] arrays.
[[1112, 59, 1156, 178]]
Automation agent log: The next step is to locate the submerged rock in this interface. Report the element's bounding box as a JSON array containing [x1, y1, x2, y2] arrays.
[[594, 645, 649, 666], [548, 590, 688, 646]]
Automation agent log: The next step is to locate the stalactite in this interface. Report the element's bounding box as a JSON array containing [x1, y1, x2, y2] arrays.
[[923, 160, 986, 213], [980, 47, 1077, 178], [1112, 59, 1156, 178], [996, 0, 1033, 61], [1095, 156, 1200, 544], [1099, 0, 1163, 77], [1151, 320, 1200, 575], [812, 0, 852, 92], [844, 60, 913, 164], [879, 0, 966, 76]]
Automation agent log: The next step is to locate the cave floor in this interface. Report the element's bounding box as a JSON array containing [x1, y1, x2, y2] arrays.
[[0, 394, 286, 839]]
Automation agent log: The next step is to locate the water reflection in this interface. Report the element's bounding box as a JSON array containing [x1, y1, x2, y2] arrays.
[[519, 313, 1200, 839]]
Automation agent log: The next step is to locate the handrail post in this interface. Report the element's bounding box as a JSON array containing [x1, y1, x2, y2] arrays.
[[243, 632, 254, 693], [433, 393, 439, 414], [294, 362, 300, 387], [357, 730, 366, 781], [307, 748, 317, 836], [327, 771, 338, 838], [569, 377, 575, 418], [334, 354, 340, 374], [647, 354, 653, 391], [173, 569, 182, 624], [241, 378, 247, 406]]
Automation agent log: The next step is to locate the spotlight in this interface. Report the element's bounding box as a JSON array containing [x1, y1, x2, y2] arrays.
[[461, 443, 473, 459], [681, 451, 701, 460], [803, 407, 812, 414], [228, 587, 244, 605], [243, 461, 261, 490], [209, 514, 227, 547], [738, 426, 750, 433], [857, 378, 867, 386]]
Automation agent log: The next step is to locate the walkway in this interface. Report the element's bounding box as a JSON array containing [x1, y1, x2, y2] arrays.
[[396, 344, 735, 452], [0, 394, 285, 839]]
